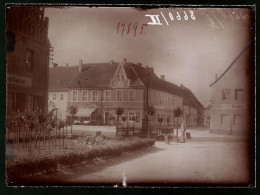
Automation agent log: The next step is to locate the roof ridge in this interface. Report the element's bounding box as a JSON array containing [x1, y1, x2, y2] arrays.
[[210, 39, 253, 87]]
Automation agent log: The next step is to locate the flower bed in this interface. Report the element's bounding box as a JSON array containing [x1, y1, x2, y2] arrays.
[[6, 135, 155, 181]]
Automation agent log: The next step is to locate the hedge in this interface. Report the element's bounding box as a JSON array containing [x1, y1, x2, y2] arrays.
[[6, 137, 155, 181]]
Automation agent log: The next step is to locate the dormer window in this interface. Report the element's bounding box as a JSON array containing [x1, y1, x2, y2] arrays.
[[117, 75, 120, 81], [121, 75, 124, 81]]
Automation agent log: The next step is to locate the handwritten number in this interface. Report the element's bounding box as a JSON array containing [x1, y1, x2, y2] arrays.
[[121, 23, 125, 37], [189, 10, 196, 20], [140, 23, 148, 34], [176, 12, 181, 20], [116, 22, 120, 34], [133, 23, 138, 37], [184, 11, 188, 20], [127, 23, 131, 34], [169, 12, 174, 20]]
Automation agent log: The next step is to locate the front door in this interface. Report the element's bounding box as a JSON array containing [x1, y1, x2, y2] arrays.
[[104, 112, 109, 125]]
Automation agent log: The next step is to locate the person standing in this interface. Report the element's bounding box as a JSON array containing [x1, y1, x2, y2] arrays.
[[179, 116, 187, 143]]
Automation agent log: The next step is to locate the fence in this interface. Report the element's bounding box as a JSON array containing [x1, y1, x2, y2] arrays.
[[116, 126, 174, 138], [6, 111, 73, 154]]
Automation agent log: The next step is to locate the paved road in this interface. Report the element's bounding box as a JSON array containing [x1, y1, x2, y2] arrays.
[[27, 129, 252, 186]]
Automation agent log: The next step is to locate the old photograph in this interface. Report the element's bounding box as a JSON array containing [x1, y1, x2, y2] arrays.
[[5, 5, 255, 186]]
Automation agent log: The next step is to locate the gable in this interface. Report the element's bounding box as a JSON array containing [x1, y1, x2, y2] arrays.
[[110, 64, 129, 88]]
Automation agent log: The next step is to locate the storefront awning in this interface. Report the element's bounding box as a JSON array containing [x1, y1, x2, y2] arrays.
[[75, 107, 96, 117]]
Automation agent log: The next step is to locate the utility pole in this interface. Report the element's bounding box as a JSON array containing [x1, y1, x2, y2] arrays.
[[142, 72, 150, 137]]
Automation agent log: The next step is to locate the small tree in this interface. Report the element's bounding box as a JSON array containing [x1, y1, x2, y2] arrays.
[[116, 107, 124, 121], [173, 107, 183, 142], [67, 105, 78, 134]]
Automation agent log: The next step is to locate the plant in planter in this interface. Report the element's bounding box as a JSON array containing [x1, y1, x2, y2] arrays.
[[116, 107, 124, 121]]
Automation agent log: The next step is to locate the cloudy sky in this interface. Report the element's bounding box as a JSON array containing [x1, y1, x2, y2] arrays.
[[45, 7, 254, 106]]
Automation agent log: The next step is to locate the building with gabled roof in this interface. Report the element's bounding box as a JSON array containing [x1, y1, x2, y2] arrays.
[[48, 58, 203, 127], [209, 40, 254, 135]]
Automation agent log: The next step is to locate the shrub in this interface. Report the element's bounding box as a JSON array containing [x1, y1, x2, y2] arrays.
[[6, 137, 155, 182]]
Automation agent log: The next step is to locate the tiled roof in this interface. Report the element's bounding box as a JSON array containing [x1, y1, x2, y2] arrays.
[[49, 66, 78, 92], [69, 63, 119, 89], [180, 85, 203, 108], [49, 62, 202, 109]]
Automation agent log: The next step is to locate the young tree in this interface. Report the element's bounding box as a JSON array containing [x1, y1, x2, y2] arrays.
[[173, 107, 183, 142], [67, 105, 78, 134]]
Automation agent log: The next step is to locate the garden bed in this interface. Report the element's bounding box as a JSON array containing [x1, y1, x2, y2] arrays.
[[6, 135, 155, 182]]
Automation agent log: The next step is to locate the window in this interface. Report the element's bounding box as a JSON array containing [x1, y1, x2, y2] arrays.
[[234, 114, 242, 125], [82, 90, 88, 102], [25, 49, 34, 71], [129, 112, 135, 121], [53, 93, 56, 100], [60, 94, 64, 100], [93, 90, 98, 102], [129, 90, 135, 102], [121, 75, 125, 81], [117, 75, 120, 81], [235, 89, 244, 100], [136, 112, 140, 122], [159, 94, 162, 105], [105, 90, 111, 101], [221, 114, 228, 125], [117, 90, 123, 102], [72, 91, 78, 102], [222, 89, 230, 100]]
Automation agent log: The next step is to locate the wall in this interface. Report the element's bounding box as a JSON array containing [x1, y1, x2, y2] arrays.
[[210, 47, 252, 135]]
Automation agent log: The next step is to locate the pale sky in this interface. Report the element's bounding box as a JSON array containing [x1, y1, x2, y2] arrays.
[[45, 7, 254, 106]]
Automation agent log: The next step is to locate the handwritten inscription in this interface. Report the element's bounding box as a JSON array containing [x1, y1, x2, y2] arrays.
[[145, 11, 196, 26], [116, 22, 148, 37], [203, 9, 251, 30]]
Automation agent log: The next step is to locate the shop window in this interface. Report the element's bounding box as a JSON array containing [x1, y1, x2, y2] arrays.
[[129, 112, 135, 121], [136, 112, 140, 122]]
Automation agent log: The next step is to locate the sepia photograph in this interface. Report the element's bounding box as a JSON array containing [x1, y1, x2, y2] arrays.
[[5, 5, 255, 187]]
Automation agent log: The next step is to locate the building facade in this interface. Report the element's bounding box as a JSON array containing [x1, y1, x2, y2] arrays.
[[209, 41, 254, 135], [49, 59, 203, 127], [6, 6, 50, 116]]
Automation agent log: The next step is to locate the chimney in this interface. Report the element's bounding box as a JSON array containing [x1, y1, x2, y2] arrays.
[[79, 60, 83, 73], [66, 63, 69, 67], [110, 60, 114, 65], [160, 75, 165, 80], [122, 58, 127, 65]]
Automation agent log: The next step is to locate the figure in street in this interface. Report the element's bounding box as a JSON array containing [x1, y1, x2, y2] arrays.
[[179, 116, 187, 143]]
